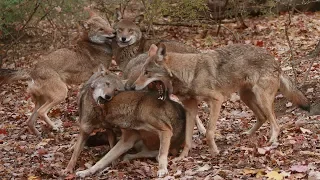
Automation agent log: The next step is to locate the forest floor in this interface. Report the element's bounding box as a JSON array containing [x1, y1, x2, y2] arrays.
[[0, 11, 320, 180]]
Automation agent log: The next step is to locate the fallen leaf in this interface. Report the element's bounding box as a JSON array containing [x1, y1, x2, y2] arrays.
[[289, 164, 309, 173], [306, 88, 314, 93], [37, 148, 48, 156], [266, 171, 284, 180], [300, 127, 312, 134], [258, 147, 267, 155], [286, 102, 293, 108], [0, 128, 7, 135], [64, 174, 75, 180], [308, 170, 320, 180], [197, 164, 211, 172], [27, 176, 40, 180]]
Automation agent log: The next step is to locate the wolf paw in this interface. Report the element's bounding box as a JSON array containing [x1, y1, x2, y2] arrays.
[[122, 154, 132, 162], [76, 169, 92, 178], [157, 168, 168, 178]]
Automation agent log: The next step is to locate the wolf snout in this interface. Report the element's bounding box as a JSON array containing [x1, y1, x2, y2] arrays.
[[121, 37, 127, 42], [104, 94, 112, 101]]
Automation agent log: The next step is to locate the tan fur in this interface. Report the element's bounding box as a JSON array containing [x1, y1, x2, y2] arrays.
[[111, 14, 206, 136], [111, 10, 199, 70], [0, 12, 115, 135], [132, 43, 310, 160], [63, 66, 118, 174], [70, 69, 186, 178]]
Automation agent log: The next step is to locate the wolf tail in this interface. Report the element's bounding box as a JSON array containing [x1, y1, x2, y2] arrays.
[[0, 68, 30, 85], [279, 74, 310, 112]]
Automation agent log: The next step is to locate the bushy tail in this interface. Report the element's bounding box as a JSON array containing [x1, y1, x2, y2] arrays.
[[279, 74, 310, 112], [0, 68, 30, 85]]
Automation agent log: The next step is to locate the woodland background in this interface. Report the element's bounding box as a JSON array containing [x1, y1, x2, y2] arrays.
[[0, 0, 320, 179]]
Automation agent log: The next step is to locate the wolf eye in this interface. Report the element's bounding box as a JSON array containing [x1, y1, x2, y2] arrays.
[[106, 82, 110, 86], [129, 29, 133, 33], [144, 71, 149, 75], [117, 28, 123, 32], [98, 28, 104, 31]]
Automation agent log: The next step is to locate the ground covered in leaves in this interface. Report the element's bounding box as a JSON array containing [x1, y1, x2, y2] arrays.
[[0, 12, 320, 180]]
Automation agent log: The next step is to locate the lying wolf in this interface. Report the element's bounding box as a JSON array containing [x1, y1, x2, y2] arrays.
[[66, 66, 186, 178], [0, 11, 115, 135], [131, 43, 310, 160]]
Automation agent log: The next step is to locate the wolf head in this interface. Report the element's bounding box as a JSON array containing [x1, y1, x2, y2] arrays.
[[82, 10, 115, 44], [114, 9, 143, 47], [90, 65, 125, 104], [130, 44, 173, 100]]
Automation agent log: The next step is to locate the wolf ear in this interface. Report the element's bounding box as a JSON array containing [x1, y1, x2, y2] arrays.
[[97, 64, 110, 75], [115, 8, 122, 22], [156, 43, 167, 62], [148, 44, 158, 57], [121, 79, 128, 85], [134, 14, 144, 24], [80, 20, 90, 30]]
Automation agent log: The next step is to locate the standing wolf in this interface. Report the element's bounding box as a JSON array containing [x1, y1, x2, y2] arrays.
[[69, 67, 185, 178], [112, 11, 207, 135], [131, 43, 310, 160], [0, 11, 115, 135]]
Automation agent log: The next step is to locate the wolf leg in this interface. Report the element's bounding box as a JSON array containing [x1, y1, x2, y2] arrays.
[[123, 147, 158, 161], [63, 130, 91, 174], [251, 84, 280, 144], [76, 129, 140, 178], [206, 97, 223, 157], [26, 95, 44, 136], [37, 82, 67, 132], [239, 89, 267, 135], [174, 98, 198, 161], [157, 130, 173, 177], [170, 94, 206, 135]]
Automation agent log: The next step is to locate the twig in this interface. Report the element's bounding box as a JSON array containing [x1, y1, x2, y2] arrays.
[[216, 0, 229, 36], [1, 0, 41, 61], [284, 3, 297, 85], [302, 40, 320, 85], [220, 24, 239, 42], [153, 21, 214, 27]]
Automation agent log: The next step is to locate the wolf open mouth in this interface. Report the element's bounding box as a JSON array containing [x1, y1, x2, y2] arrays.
[[97, 96, 109, 104], [148, 81, 167, 100]]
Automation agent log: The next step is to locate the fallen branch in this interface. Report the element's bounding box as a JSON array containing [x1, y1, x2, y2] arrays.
[[300, 151, 320, 157], [284, 3, 298, 85]]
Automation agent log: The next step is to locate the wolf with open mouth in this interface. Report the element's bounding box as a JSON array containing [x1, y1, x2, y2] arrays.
[[131, 43, 310, 161]]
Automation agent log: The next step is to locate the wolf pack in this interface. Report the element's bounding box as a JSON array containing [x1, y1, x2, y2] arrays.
[[0, 9, 310, 178]]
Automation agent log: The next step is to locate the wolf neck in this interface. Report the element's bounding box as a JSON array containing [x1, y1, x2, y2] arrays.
[[114, 37, 146, 70], [77, 38, 112, 65], [167, 53, 197, 88]]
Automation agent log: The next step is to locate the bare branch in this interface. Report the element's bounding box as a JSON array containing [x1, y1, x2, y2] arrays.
[[284, 2, 297, 85], [302, 39, 320, 85]]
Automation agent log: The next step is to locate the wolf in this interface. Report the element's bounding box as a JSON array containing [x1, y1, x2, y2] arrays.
[[72, 67, 186, 178], [112, 11, 206, 135], [131, 43, 310, 160], [111, 9, 199, 70], [0, 11, 115, 135], [63, 65, 120, 174]]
